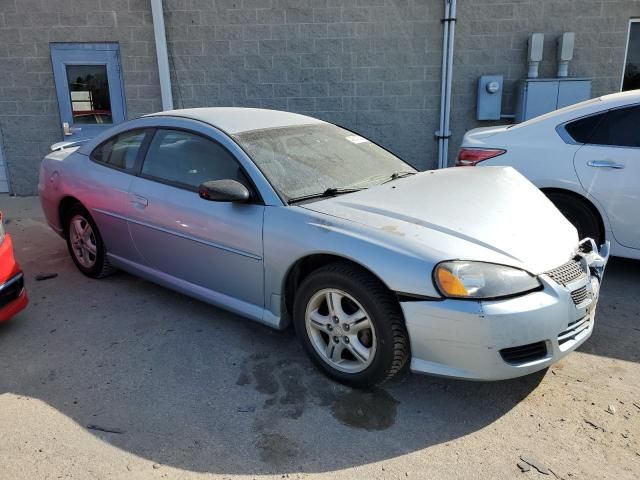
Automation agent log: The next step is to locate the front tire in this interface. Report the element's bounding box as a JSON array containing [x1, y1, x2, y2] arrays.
[[293, 262, 409, 388], [546, 192, 603, 244], [64, 204, 115, 278]]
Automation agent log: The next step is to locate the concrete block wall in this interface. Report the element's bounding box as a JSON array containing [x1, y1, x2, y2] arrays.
[[0, 0, 161, 195], [163, 0, 444, 173], [451, 0, 639, 163], [0, 0, 638, 194]]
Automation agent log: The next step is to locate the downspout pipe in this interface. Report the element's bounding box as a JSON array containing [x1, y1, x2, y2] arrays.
[[151, 0, 174, 111], [436, 0, 450, 170], [436, 0, 457, 169]]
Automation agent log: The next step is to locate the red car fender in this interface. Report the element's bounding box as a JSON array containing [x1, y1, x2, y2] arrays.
[[0, 233, 28, 322]]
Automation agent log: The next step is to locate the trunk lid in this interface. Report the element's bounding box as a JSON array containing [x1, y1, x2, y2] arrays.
[[461, 125, 510, 145]]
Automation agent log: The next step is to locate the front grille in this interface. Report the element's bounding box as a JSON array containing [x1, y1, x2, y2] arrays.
[[500, 341, 548, 365], [545, 259, 586, 286], [0, 273, 24, 309], [558, 315, 590, 346], [570, 286, 589, 306]]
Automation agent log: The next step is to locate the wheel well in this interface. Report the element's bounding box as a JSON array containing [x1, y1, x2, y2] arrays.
[[282, 254, 392, 318], [541, 188, 605, 242], [58, 196, 82, 232]]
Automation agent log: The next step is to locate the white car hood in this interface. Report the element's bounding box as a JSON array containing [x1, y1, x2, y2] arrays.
[[301, 166, 578, 274]]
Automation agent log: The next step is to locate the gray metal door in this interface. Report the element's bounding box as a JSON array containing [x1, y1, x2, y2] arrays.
[[50, 43, 126, 142]]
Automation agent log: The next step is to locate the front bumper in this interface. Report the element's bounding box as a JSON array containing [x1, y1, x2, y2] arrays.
[[0, 272, 28, 322], [402, 241, 609, 380], [0, 234, 28, 323]]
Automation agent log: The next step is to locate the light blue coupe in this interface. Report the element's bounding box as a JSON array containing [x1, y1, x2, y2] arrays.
[[39, 108, 608, 387]]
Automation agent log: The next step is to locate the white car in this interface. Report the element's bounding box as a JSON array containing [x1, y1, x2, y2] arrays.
[[459, 90, 640, 261]]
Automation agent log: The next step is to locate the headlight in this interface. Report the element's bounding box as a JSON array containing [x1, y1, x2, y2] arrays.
[[434, 261, 541, 299]]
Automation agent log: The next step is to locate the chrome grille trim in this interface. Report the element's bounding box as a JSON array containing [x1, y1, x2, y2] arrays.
[[545, 259, 586, 286]]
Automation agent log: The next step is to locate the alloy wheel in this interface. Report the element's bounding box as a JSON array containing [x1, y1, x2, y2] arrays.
[[304, 288, 377, 373], [69, 214, 98, 269]]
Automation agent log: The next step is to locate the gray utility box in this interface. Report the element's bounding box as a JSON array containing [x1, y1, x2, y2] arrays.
[[515, 78, 591, 123], [477, 75, 504, 121]]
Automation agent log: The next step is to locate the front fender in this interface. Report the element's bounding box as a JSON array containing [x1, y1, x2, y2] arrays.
[[263, 206, 440, 323]]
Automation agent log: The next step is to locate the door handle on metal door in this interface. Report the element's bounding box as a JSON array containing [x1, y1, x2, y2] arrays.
[[62, 122, 82, 136], [129, 194, 148, 208], [587, 160, 625, 169]]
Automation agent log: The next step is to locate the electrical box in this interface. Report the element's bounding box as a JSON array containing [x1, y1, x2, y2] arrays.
[[528, 33, 544, 62], [476, 75, 503, 120], [557, 32, 575, 77], [515, 78, 591, 122], [557, 79, 591, 108]]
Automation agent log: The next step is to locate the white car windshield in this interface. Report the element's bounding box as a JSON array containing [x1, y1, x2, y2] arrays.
[[234, 123, 416, 201]]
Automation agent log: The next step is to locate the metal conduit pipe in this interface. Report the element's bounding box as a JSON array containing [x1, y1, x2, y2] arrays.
[[436, 0, 457, 169], [151, 0, 174, 111]]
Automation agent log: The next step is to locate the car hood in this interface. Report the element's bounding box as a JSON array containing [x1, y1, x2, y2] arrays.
[[299, 166, 578, 274]]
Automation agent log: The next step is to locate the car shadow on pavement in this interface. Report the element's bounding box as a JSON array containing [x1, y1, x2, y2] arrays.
[[0, 204, 576, 475], [0, 248, 545, 475], [577, 256, 640, 364]]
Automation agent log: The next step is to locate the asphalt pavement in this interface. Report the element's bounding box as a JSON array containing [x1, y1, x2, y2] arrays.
[[1, 194, 638, 479]]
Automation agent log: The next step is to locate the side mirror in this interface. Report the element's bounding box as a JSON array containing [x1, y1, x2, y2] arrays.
[[198, 179, 250, 203]]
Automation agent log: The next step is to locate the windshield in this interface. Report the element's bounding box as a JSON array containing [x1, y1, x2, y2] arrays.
[[233, 123, 416, 201]]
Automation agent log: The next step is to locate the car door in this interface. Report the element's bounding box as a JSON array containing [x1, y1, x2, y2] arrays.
[[84, 128, 150, 263], [573, 105, 640, 250], [126, 128, 265, 312]]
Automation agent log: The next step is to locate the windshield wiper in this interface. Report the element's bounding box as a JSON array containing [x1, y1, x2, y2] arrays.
[[381, 171, 417, 184], [287, 187, 366, 205]]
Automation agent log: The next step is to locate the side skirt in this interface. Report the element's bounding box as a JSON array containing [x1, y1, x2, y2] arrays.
[[107, 253, 285, 330]]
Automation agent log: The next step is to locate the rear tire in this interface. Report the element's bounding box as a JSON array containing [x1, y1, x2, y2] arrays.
[[546, 192, 603, 245], [293, 262, 409, 388], [64, 204, 115, 278]]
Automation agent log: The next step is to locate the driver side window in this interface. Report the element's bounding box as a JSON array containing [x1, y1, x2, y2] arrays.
[[141, 129, 244, 189]]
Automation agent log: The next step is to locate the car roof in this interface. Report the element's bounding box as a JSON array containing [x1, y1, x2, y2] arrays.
[[144, 107, 324, 134], [599, 89, 640, 103], [510, 89, 640, 130]]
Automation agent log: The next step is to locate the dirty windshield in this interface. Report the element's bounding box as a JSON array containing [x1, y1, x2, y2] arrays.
[[234, 123, 415, 201]]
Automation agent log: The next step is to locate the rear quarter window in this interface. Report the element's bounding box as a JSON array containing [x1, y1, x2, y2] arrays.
[[90, 129, 146, 170], [563, 113, 606, 143]]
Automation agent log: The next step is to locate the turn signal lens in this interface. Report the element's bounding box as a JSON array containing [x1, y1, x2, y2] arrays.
[[456, 148, 506, 166], [436, 267, 469, 297], [434, 261, 541, 299]]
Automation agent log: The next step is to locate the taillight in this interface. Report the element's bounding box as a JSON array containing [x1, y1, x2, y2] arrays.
[[456, 148, 506, 166]]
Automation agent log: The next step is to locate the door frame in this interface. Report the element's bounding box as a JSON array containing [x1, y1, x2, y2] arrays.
[[50, 43, 127, 139], [621, 18, 640, 91]]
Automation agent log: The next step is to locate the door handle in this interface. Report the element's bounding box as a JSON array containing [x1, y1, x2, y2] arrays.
[[129, 194, 148, 208], [62, 122, 82, 136], [587, 160, 625, 169]]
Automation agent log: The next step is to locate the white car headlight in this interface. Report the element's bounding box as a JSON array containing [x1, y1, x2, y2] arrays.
[[434, 261, 541, 299]]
